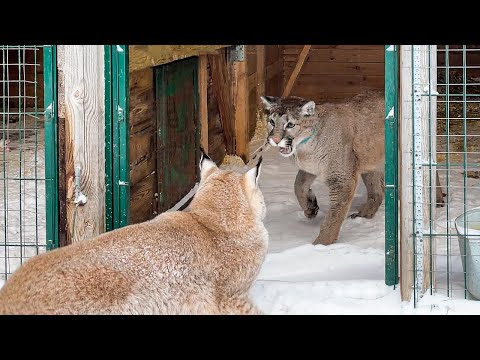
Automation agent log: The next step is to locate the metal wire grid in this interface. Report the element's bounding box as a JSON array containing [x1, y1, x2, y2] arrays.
[[413, 45, 480, 302], [0, 45, 46, 281]]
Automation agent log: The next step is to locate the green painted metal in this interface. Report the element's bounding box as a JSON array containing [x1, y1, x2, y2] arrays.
[[44, 45, 59, 251], [105, 45, 130, 231], [155, 57, 199, 212], [384, 45, 399, 286], [104, 46, 114, 232]]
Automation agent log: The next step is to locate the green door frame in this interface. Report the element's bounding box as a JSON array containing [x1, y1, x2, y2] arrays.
[[384, 45, 399, 286], [44, 45, 59, 250], [105, 45, 130, 232]]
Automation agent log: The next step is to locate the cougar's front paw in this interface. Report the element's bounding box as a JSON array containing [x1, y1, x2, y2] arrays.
[[304, 197, 319, 219]]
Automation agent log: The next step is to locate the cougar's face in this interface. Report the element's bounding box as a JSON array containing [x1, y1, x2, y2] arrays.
[[266, 112, 302, 157], [261, 95, 317, 158]]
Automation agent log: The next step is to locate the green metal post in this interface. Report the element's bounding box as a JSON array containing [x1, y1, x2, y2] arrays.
[[384, 45, 399, 286], [43, 45, 59, 250], [105, 45, 129, 231], [104, 46, 114, 232]]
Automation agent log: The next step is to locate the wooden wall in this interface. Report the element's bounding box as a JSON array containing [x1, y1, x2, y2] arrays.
[[127, 45, 284, 224], [282, 45, 384, 103], [129, 68, 158, 224], [247, 45, 283, 139], [0, 47, 44, 109]]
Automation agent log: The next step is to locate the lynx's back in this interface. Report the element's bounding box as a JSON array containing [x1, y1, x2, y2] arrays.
[[0, 154, 267, 315]]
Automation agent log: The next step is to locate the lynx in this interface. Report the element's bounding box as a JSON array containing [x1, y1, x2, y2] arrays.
[[0, 152, 267, 315]]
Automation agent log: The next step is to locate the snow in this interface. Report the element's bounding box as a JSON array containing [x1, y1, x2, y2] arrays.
[[0, 116, 46, 281], [241, 138, 480, 314], [2, 117, 480, 314]]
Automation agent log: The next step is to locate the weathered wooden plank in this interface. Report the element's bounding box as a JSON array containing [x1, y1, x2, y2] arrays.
[[283, 48, 384, 63], [208, 52, 235, 154], [247, 45, 257, 76], [233, 59, 249, 163], [130, 128, 155, 169], [198, 55, 209, 152], [282, 45, 311, 97], [256, 45, 266, 97], [284, 61, 384, 77], [399, 45, 435, 302], [266, 45, 281, 65], [129, 68, 155, 129], [285, 45, 382, 50], [63, 45, 105, 244], [129, 45, 230, 72], [56, 45, 68, 247], [130, 154, 156, 188], [130, 174, 156, 224]]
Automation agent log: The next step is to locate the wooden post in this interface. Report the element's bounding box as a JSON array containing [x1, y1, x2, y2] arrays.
[[56, 45, 68, 247], [208, 52, 235, 154], [256, 45, 265, 98], [232, 54, 249, 163], [63, 45, 105, 244], [400, 45, 436, 302], [198, 55, 209, 153], [282, 45, 311, 97]]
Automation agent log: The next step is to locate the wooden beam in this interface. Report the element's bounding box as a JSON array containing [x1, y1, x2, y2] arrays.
[[282, 45, 311, 97], [198, 55, 209, 153], [129, 45, 230, 72], [256, 45, 266, 98], [400, 45, 436, 302], [233, 57, 249, 163], [208, 52, 235, 154], [63, 45, 105, 244], [56, 45, 68, 247]]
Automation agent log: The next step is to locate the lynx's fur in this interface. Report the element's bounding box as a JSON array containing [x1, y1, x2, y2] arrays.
[[260, 91, 445, 245], [0, 152, 267, 315]]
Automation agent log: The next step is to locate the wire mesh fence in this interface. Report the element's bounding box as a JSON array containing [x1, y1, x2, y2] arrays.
[[411, 45, 480, 303], [0, 45, 46, 281]]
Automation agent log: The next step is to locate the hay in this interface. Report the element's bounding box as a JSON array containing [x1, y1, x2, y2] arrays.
[[220, 154, 245, 168]]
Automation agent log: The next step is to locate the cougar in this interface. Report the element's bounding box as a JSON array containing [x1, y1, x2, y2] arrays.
[[0, 152, 267, 315], [260, 91, 445, 245]]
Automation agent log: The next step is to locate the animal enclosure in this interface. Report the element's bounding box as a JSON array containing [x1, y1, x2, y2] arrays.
[[0, 45, 53, 280], [399, 45, 480, 304], [6, 44, 480, 311]]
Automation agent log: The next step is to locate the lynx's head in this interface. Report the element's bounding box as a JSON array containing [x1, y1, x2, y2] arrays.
[[192, 150, 266, 223], [260, 95, 318, 157]]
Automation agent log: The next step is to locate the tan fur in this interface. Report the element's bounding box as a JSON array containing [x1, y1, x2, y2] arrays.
[[261, 91, 385, 245], [0, 155, 267, 315], [260, 91, 445, 245]]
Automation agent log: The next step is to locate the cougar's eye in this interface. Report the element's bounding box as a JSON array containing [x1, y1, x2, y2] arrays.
[[286, 123, 295, 129], [269, 119, 275, 126]]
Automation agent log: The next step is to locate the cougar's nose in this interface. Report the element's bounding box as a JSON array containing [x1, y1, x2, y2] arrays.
[[272, 136, 281, 144]]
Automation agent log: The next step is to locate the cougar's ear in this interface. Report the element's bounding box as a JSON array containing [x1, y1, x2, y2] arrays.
[[260, 96, 280, 111], [199, 147, 217, 180], [245, 156, 263, 188], [300, 100, 316, 116]]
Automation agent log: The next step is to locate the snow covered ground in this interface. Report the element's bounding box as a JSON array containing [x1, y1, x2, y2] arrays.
[[240, 137, 480, 314], [2, 116, 480, 314], [0, 115, 46, 282]]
